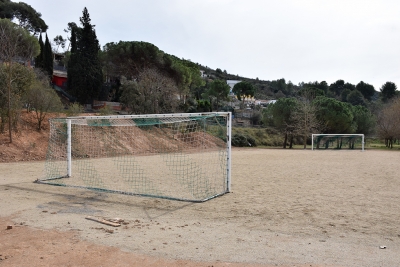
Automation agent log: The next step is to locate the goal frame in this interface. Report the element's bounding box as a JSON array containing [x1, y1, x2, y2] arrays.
[[311, 134, 365, 151], [38, 112, 232, 202]]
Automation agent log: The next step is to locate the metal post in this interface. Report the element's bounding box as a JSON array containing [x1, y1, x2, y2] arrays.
[[227, 112, 232, 192], [67, 119, 72, 177], [311, 134, 314, 151], [362, 134, 365, 152]]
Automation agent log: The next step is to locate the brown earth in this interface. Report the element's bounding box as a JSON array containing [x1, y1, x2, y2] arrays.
[[0, 112, 278, 267], [1, 111, 399, 267], [0, 111, 58, 163]]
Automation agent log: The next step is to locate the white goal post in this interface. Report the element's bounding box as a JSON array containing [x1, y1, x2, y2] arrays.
[[38, 112, 232, 202], [311, 134, 365, 151]]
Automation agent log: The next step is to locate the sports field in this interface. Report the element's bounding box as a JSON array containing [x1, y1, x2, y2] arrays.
[[0, 148, 399, 266]]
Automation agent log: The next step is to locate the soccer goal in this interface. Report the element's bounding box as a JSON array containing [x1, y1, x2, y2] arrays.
[[311, 134, 365, 151], [37, 112, 232, 202]]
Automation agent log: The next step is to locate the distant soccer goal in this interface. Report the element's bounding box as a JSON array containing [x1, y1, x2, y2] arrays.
[[37, 112, 232, 202], [311, 134, 365, 151]]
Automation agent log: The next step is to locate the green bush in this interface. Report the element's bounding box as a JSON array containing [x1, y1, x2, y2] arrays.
[[65, 103, 84, 117], [231, 133, 257, 147], [98, 105, 114, 115], [231, 127, 282, 147], [232, 134, 248, 147]]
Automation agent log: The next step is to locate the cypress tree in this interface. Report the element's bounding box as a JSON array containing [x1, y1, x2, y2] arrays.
[[35, 33, 44, 69], [43, 33, 53, 78], [67, 7, 102, 104], [67, 27, 77, 95]]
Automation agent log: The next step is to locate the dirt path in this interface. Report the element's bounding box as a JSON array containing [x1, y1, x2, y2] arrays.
[[1, 149, 399, 266]]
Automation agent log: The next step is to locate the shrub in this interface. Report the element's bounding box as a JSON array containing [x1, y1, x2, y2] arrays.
[[65, 103, 84, 117], [231, 133, 257, 147]]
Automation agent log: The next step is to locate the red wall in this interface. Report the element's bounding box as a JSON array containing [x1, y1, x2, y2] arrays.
[[52, 76, 67, 87]]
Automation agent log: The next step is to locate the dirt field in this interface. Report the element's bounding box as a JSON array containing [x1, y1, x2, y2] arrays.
[[1, 148, 400, 267]]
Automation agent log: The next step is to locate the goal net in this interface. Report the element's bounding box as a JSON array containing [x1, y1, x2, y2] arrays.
[[37, 112, 232, 202], [311, 134, 365, 151]]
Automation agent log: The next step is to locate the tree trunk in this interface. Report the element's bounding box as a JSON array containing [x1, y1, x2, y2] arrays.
[[283, 132, 288, 149], [7, 64, 12, 143]]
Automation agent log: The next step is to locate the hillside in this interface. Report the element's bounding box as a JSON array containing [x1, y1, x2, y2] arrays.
[[0, 111, 227, 163], [0, 111, 59, 163]]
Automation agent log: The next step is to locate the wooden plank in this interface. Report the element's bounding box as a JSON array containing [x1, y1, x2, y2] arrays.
[[85, 216, 121, 227]]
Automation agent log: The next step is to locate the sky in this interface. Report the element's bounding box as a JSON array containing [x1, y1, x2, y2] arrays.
[[23, 0, 400, 91]]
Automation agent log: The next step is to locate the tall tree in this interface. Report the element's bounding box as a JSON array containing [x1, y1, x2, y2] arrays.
[[53, 35, 66, 52], [67, 26, 77, 93], [380, 82, 397, 102], [207, 79, 230, 111], [120, 68, 179, 114], [43, 33, 53, 78], [346, 90, 366, 106], [270, 98, 298, 148], [376, 97, 400, 148], [232, 81, 255, 107], [34, 33, 44, 68], [313, 96, 354, 134], [0, 18, 39, 142], [351, 105, 375, 136], [329, 80, 345, 96], [356, 81, 375, 101], [293, 95, 322, 149], [0, 0, 47, 35], [67, 7, 102, 104], [329, 80, 355, 97]]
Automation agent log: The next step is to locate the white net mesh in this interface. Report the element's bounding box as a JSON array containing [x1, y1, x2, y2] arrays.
[[39, 113, 231, 202]]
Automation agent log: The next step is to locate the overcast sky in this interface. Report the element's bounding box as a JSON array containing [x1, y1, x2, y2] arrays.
[[23, 0, 400, 91]]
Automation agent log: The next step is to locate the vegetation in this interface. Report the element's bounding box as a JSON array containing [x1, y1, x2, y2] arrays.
[[1, 1, 400, 151], [0, 0, 48, 35], [25, 81, 62, 130], [101, 40, 204, 110], [380, 82, 397, 102], [119, 68, 179, 114], [67, 7, 103, 104], [376, 97, 400, 148], [206, 79, 230, 111], [0, 18, 40, 142], [232, 81, 255, 107]]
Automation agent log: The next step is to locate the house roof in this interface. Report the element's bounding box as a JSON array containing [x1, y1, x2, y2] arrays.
[[53, 70, 67, 78]]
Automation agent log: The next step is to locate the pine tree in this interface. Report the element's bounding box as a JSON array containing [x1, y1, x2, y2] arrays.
[[67, 7, 103, 104]]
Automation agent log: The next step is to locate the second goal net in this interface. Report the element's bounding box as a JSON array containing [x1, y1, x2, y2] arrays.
[[311, 134, 365, 151], [37, 112, 232, 202]]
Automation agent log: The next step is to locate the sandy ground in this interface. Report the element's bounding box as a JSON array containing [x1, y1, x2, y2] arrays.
[[0, 148, 399, 267]]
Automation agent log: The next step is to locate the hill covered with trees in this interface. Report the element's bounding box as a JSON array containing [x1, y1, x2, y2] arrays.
[[1, 1, 400, 150]]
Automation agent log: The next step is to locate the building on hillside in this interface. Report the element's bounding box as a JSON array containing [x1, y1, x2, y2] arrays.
[[52, 69, 67, 88], [52, 53, 67, 88], [200, 70, 207, 78], [255, 99, 277, 106]]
